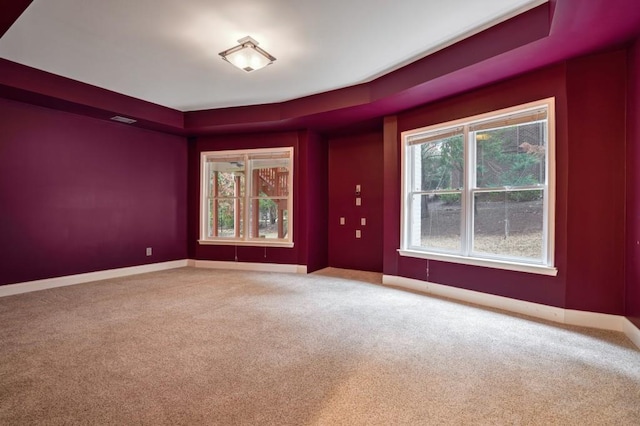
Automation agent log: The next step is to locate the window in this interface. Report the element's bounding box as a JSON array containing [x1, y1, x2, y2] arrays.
[[400, 98, 556, 275], [200, 147, 293, 247]]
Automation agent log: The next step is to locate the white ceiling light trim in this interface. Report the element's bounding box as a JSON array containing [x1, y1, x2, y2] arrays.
[[219, 36, 276, 73]]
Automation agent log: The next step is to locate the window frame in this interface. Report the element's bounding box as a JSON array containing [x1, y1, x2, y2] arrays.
[[399, 98, 557, 276], [199, 146, 294, 248]]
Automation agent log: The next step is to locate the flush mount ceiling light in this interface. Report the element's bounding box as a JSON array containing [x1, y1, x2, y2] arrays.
[[218, 36, 276, 73]]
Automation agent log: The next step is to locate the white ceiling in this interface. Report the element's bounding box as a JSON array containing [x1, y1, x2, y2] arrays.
[[0, 0, 544, 112]]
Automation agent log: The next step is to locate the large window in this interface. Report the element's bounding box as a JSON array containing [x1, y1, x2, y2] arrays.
[[200, 147, 293, 247], [400, 98, 556, 275]]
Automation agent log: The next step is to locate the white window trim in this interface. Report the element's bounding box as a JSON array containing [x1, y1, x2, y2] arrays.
[[199, 147, 294, 248], [400, 98, 556, 276]]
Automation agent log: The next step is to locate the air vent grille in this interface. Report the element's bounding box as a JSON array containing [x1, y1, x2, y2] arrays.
[[110, 115, 137, 124]]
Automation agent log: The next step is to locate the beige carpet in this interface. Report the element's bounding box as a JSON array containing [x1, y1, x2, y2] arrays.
[[1, 267, 639, 425]]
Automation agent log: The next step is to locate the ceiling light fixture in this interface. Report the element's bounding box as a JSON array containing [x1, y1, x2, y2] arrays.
[[219, 36, 276, 73]]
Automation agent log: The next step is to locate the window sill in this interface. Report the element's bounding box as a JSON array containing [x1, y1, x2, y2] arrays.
[[198, 239, 294, 248], [398, 249, 558, 276]]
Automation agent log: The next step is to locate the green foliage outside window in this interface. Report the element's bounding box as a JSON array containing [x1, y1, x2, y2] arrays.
[[420, 123, 544, 203]]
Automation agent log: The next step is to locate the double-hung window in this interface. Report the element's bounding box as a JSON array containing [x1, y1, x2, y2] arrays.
[[400, 98, 556, 275], [200, 147, 293, 247]]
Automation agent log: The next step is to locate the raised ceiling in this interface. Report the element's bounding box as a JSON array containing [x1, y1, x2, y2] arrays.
[[0, 0, 543, 111], [2, 0, 640, 135]]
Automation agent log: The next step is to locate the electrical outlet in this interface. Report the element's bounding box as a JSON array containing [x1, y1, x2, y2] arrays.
[[361, 218, 366, 226], [146, 247, 152, 256], [340, 217, 345, 225], [355, 230, 361, 238], [355, 197, 361, 206]]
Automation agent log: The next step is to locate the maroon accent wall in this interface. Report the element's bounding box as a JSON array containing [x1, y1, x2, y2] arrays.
[[328, 132, 384, 272], [626, 39, 640, 328], [389, 63, 569, 307], [383, 116, 400, 276], [0, 59, 184, 135], [0, 2, 637, 322], [0, 98, 187, 286], [565, 50, 627, 314], [386, 49, 629, 313], [187, 131, 328, 270], [300, 131, 329, 273]]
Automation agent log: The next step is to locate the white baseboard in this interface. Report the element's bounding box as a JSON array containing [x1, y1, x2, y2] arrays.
[[192, 260, 307, 274], [382, 275, 565, 323], [564, 309, 624, 332], [0, 259, 306, 298], [382, 274, 640, 350], [623, 318, 640, 349], [0, 260, 189, 298], [3, 264, 637, 350]]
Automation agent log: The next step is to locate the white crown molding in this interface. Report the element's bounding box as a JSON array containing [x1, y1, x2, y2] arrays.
[[382, 274, 640, 350]]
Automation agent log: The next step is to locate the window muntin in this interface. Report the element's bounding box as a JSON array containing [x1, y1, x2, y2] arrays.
[[200, 147, 293, 247], [401, 99, 555, 272]]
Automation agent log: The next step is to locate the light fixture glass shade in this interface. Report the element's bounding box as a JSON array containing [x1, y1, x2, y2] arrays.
[[219, 36, 276, 73]]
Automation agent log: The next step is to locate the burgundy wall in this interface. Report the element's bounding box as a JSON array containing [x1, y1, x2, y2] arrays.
[[389, 63, 570, 307], [627, 39, 640, 328], [301, 131, 329, 273], [0, 98, 187, 286], [382, 116, 400, 277], [0, 59, 184, 135], [328, 132, 384, 272], [385, 49, 630, 313], [565, 50, 627, 315], [0, 17, 635, 326], [187, 130, 328, 270]]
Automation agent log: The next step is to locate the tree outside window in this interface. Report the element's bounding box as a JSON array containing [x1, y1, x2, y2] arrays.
[[200, 147, 293, 247], [401, 99, 555, 272]]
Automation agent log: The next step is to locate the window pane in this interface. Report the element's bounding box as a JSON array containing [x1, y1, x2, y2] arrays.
[[473, 190, 543, 260], [475, 121, 546, 188], [409, 193, 461, 252], [252, 165, 290, 197], [250, 198, 288, 240], [208, 160, 245, 197], [470, 108, 547, 133], [214, 199, 244, 238], [413, 135, 464, 191], [201, 148, 293, 244]]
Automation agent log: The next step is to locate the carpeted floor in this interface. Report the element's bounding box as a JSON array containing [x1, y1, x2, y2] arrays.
[[1, 267, 639, 425]]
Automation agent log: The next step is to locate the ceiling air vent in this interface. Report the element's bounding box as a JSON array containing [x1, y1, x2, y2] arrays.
[[110, 115, 137, 124]]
